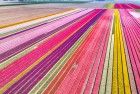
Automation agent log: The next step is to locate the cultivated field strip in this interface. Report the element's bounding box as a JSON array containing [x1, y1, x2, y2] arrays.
[[0, 6, 140, 94]]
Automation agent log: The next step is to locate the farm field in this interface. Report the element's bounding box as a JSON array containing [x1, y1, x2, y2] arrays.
[[0, 3, 140, 94]]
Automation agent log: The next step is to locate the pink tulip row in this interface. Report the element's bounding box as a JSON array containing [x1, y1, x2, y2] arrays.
[[0, 9, 90, 63], [0, 9, 94, 89], [53, 10, 113, 94], [115, 3, 140, 9], [120, 9, 140, 93]]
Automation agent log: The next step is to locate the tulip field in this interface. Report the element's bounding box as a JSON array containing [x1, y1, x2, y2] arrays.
[[0, 3, 140, 94]]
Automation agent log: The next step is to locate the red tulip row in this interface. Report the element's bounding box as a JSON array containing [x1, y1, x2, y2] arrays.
[[0, 9, 107, 94], [43, 10, 113, 94]]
